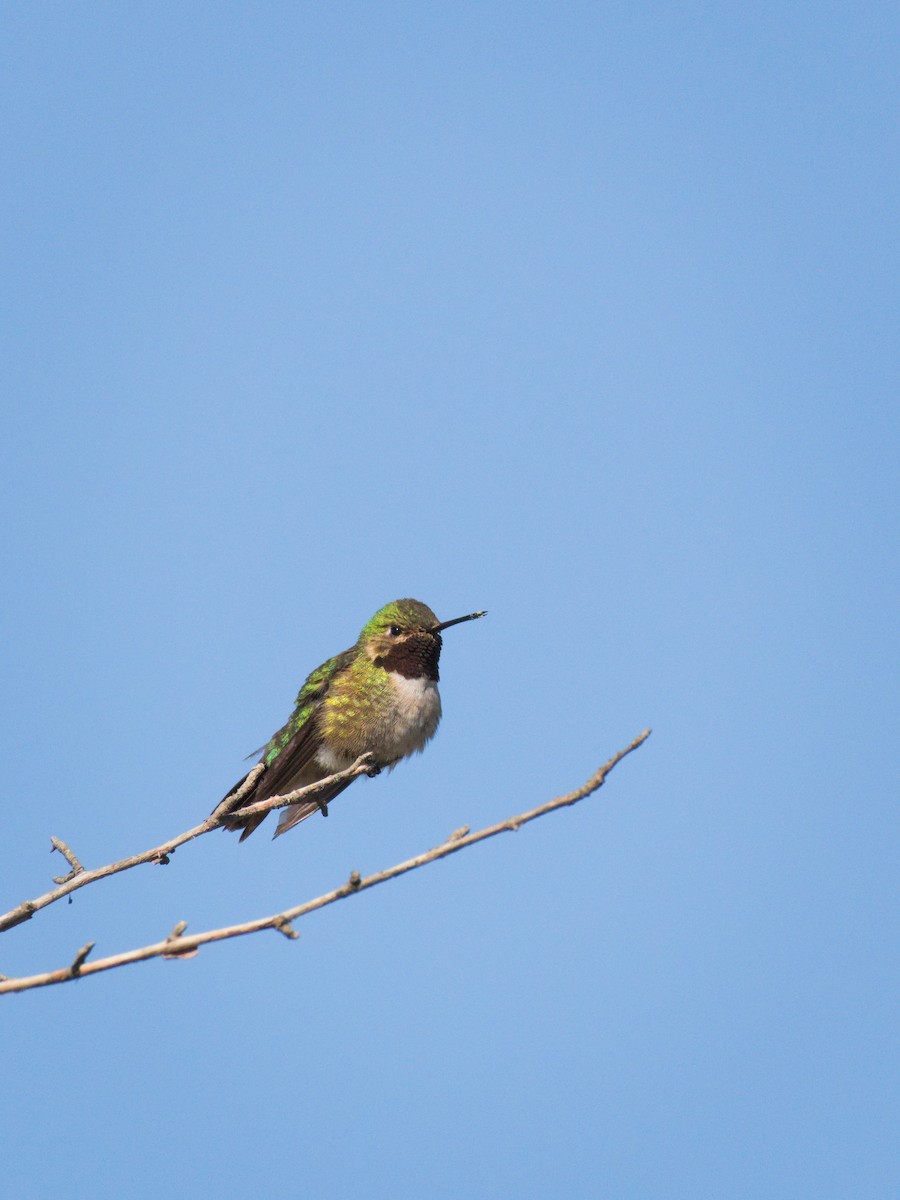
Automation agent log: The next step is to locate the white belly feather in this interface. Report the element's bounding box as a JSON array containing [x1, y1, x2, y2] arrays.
[[385, 673, 442, 758]]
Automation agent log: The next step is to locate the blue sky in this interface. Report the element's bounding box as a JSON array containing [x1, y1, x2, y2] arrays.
[[2, 3, 897, 1197]]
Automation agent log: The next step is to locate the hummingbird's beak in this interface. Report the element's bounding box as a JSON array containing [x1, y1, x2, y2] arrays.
[[429, 610, 487, 634]]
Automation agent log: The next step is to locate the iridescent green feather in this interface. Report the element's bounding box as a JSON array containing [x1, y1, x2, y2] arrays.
[[262, 649, 354, 767], [357, 598, 438, 641]]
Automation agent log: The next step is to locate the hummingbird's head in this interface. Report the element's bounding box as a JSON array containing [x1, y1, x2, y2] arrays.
[[360, 599, 487, 681]]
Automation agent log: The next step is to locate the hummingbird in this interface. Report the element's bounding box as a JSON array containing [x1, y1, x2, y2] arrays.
[[215, 599, 486, 840]]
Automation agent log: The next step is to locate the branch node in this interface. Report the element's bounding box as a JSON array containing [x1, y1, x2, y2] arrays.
[[70, 942, 95, 977], [163, 922, 198, 959], [273, 916, 299, 939], [50, 837, 85, 884], [447, 825, 470, 842], [209, 763, 268, 824], [0, 902, 36, 932], [348, 870, 362, 889]]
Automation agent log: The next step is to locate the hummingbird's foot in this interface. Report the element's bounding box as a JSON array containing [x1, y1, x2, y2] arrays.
[[365, 763, 382, 778]]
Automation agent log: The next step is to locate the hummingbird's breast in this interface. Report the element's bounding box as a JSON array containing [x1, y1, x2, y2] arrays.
[[317, 661, 442, 770], [383, 671, 442, 759]]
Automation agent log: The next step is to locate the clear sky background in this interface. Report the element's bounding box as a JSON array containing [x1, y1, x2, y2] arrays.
[[2, 4, 897, 1197]]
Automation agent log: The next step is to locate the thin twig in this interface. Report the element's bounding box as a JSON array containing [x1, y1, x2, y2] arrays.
[[68, 942, 94, 976], [49, 837, 85, 885], [0, 729, 650, 995], [0, 756, 375, 933]]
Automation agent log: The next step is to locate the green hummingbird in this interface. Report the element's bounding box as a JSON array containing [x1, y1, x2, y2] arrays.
[[215, 599, 486, 840]]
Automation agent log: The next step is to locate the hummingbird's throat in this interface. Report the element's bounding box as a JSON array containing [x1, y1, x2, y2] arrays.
[[372, 633, 441, 681]]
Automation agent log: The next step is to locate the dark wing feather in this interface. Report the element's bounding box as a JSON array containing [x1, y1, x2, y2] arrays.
[[215, 646, 356, 840], [255, 646, 355, 797]]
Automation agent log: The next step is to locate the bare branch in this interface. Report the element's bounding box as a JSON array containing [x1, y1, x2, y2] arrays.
[[0, 729, 650, 995], [0, 756, 375, 934]]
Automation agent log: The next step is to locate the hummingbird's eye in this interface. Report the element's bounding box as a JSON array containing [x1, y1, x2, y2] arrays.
[[388, 624, 403, 637]]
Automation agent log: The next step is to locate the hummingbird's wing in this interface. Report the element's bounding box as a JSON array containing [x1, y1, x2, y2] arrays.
[[216, 647, 357, 839], [258, 647, 355, 786]]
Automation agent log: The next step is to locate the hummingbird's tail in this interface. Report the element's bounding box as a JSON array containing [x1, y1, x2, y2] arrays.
[[272, 798, 322, 837], [272, 775, 356, 837], [231, 810, 269, 842]]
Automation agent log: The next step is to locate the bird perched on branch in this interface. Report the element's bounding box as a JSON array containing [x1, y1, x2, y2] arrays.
[[215, 599, 486, 840]]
